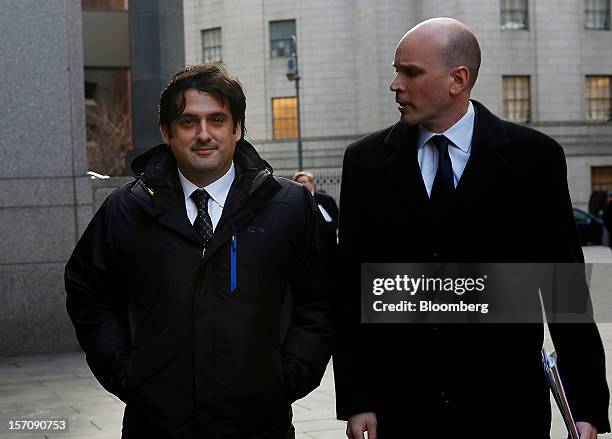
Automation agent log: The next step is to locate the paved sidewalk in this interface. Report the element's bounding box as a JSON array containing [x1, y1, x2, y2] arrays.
[[0, 354, 345, 439], [1, 247, 611, 438]]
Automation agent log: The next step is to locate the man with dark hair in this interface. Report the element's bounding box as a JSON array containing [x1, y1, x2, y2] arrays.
[[65, 62, 333, 438], [334, 18, 609, 438]]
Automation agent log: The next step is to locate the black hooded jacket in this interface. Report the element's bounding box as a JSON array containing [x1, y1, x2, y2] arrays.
[[65, 141, 333, 438]]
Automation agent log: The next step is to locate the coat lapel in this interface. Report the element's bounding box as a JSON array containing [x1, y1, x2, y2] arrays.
[[453, 101, 508, 207], [383, 122, 429, 206], [128, 141, 282, 262], [132, 146, 201, 245], [382, 102, 508, 217], [201, 150, 282, 264], [155, 184, 201, 246]]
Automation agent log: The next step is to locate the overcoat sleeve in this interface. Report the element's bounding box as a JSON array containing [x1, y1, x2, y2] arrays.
[[282, 186, 334, 402], [332, 147, 379, 420], [543, 141, 610, 432], [65, 198, 132, 402]]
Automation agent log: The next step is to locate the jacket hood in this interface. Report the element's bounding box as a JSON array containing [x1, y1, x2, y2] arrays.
[[130, 139, 274, 183]]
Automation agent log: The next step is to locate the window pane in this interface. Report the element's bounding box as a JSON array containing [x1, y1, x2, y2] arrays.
[[585, 0, 611, 29], [592, 166, 612, 191], [270, 20, 296, 58], [272, 97, 298, 140], [502, 76, 530, 123], [586, 76, 612, 121], [82, 0, 127, 12], [500, 0, 528, 29], [202, 28, 222, 62]]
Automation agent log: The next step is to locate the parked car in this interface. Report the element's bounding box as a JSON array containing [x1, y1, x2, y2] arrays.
[[573, 207, 603, 245], [588, 190, 612, 219]]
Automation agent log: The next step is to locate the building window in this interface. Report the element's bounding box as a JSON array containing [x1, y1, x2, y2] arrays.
[[201, 28, 222, 62], [83, 69, 132, 175], [272, 97, 298, 140], [592, 166, 612, 191], [585, 0, 611, 29], [586, 76, 612, 121], [502, 76, 531, 123], [82, 0, 127, 12], [500, 0, 528, 30], [270, 20, 296, 58]]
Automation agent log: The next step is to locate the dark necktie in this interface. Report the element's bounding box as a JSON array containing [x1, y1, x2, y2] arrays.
[[430, 135, 455, 201], [191, 189, 214, 251]]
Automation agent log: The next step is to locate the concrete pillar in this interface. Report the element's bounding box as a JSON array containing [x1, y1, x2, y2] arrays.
[[126, 0, 185, 169], [0, 0, 87, 354]]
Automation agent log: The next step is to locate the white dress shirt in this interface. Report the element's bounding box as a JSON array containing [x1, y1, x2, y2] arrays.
[[417, 101, 475, 197], [178, 162, 235, 231]]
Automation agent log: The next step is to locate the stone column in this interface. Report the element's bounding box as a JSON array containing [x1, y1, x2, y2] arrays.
[[126, 0, 185, 169], [0, 0, 87, 354]]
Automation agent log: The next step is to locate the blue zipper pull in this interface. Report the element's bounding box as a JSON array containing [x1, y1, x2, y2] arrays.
[[230, 234, 237, 293]]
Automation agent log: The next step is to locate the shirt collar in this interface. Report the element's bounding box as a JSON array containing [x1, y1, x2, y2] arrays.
[[417, 101, 475, 153], [178, 162, 235, 208]]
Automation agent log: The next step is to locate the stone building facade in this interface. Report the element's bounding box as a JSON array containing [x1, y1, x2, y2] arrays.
[[183, 0, 612, 208]]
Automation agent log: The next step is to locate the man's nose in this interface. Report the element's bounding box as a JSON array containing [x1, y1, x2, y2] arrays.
[[196, 122, 212, 142], [390, 76, 401, 92]]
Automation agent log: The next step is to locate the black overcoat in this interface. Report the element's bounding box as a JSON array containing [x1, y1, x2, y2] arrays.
[[333, 101, 610, 437], [66, 140, 333, 438]]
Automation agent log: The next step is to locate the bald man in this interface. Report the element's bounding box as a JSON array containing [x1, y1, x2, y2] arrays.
[[333, 18, 610, 438]]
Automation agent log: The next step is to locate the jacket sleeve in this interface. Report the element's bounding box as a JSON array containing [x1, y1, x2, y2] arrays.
[[542, 142, 611, 432], [282, 186, 334, 402], [332, 148, 379, 420], [65, 198, 132, 402]]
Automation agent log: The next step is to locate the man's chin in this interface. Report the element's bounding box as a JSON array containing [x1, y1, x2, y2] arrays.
[[399, 113, 416, 126]]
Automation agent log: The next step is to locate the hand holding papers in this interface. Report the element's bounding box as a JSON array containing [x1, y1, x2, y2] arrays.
[[542, 350, 579, 439]]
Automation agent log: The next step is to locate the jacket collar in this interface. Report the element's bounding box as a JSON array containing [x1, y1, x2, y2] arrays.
[[382, 100, 508, 206], [383, 121, 427, 204], [454, 100, 508, 197], [128, 140, 281, 255]]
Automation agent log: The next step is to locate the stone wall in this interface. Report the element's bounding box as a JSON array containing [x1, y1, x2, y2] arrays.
[[0, 0, 89, 355], [183, 0, 612, 202]]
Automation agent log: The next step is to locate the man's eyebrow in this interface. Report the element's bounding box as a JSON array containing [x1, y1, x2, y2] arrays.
[[208, 112, 228, 119], [395, 62, 425, 72], [177, 113, 198, 120], [176, 111, 229, 120]]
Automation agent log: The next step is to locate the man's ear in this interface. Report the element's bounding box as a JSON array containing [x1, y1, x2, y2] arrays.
[[160, 124, 170, 144], [450, 66, 470, 96], [234, 121, 242, 142]]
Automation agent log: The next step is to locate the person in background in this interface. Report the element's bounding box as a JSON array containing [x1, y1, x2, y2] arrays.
[[293, 171, 339, 242]]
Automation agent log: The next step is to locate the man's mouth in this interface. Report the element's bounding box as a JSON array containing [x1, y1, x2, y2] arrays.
[[191, 145, 217, 155], [396, 99, 410, 109]]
